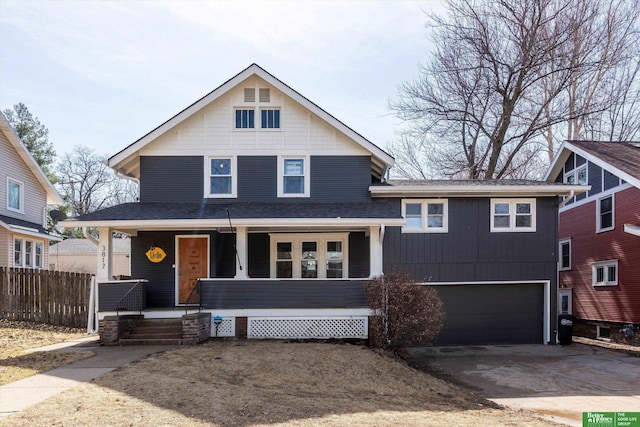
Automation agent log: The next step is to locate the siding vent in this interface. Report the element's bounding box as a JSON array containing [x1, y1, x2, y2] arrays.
[[259, 88, 270, 103], [244, 88, 255, 102]]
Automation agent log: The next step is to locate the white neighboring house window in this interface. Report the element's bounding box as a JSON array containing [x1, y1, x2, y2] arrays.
[[402, 199, 448, 233], [278, 156, 310, 197], [559, 238, 571, 271], [13, 238, 43, 269], [592, 260, 618, 286], [490, 199, 536, 232], [35, 242, 43, 268], [596, 194, 614, 232], [7, 178, 24, 213], [205, 157, 237, 198], [14, 238, 23, 266]]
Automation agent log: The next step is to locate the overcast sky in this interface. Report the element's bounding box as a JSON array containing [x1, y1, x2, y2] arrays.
[[0, 0, 442, 159]]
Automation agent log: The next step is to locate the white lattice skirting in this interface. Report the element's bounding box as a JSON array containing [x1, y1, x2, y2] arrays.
[[247, 317, 368, 339], [209, 318, 235, 337]]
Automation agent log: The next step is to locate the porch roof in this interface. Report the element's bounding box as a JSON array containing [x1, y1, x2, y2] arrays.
[[0, 214, 61, 241], [59, 201, 404, 229]]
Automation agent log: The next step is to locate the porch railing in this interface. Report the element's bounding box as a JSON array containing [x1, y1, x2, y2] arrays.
[[184, 279, 202, 316], [106, 279, 148, 317]]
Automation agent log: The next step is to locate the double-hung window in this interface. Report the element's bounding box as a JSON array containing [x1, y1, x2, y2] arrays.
[[559, 238, 571, 271], [278, 156, 309, 197], [490, 199, 536, 232], [7, 178, 23, 213], [597, 195, 614, 232], [592, 260, 618, 286], [402, 199, 448, 233], [206, 157, 236, 198], [14, 238, 23, 267]]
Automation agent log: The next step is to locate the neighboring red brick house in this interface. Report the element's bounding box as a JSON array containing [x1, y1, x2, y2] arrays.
[[546, 141, 640, 345]]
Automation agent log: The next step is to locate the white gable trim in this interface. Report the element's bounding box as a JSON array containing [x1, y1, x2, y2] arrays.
[[545, 141, 640, 190], [0, 113, 62, 205], [109, 64, 394, 175]]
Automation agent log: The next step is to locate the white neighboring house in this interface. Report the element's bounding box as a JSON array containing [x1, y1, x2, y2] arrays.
[[0, 112, 62, 268], [49, 238, 131, 276]]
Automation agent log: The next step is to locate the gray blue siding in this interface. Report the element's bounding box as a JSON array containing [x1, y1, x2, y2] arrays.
[[199, 279, 367, 309], [139, 155, 372, 203], [140, 156, 203, 202], [383, 197, 558, 283]]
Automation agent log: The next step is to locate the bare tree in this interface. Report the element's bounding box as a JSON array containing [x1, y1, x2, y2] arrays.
[[56, 146, 137, 216], [392, 0, 640, 179]]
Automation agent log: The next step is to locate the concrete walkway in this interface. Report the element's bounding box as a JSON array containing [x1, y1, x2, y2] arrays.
[[0, 336, 175, 418]]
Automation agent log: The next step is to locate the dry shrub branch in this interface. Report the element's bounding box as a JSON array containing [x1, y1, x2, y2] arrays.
[[365, 272, 444, 350]]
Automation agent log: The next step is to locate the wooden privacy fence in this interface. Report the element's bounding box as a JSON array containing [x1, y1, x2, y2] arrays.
[[0, 267, 93, 328]]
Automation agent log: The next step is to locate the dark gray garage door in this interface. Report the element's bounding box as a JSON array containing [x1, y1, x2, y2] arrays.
[[431, 283, 544, 345]]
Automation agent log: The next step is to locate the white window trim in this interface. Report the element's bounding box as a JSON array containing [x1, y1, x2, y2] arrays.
[[204, 156, 237, 198], [592, 260, 618, 287], [401, 199, 449, 233], [269, 233, 349, 279], [7, 177, 25, 213], [13, 237, 44, 269], [558, 238, 571, 271], [490, 199, 536, 232], [277, 155, 310, 198], [596, 194, 614, 233], [596, 325, 611, 341]]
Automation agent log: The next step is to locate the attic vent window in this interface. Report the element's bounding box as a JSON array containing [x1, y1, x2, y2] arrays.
[[259, 88, 270, 102], [244, 88, 255, 103]]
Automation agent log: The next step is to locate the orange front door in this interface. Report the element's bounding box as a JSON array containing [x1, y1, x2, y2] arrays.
[[178, 237, 209, 304]]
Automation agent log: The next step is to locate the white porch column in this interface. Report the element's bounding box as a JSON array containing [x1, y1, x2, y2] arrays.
[[234, 226, 248, 279], [96, 227, 113, 281], [369, 225, 383, 278]]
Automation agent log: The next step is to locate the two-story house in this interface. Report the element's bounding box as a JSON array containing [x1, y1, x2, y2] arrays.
[[546, 141, 640, 345], [60, 64, 586, 345], [0, 113, 62, 269]]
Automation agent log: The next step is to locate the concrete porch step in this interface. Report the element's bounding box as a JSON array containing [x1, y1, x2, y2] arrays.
[[119, 338, 182, 346]]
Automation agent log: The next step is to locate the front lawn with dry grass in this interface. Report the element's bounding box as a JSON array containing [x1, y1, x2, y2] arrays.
[[0, 319, 94, 385], [0, 340, 560, 426]]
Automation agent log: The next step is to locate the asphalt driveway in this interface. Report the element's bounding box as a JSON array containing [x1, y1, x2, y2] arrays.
[[404, 343, 640, 427]]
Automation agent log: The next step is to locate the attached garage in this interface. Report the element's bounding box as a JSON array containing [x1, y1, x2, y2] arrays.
[[429, 282, 550, 345]]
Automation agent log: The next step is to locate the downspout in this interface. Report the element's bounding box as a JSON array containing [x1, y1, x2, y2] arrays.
[[87, 276, 98, 335], [379, 224, 386, 275]]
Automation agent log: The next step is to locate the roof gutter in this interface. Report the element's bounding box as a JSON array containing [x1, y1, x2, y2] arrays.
[[369, 184, 591, 198], [558, 190, 574, 208]]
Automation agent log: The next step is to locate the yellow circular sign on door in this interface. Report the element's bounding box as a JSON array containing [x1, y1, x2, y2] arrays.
[[146, 246, 167, 263]]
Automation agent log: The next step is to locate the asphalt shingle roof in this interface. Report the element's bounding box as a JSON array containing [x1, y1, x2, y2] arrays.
[[0, 214, 51, 235], [567, 141, 640, 181], [73, 201, 401, 222]]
